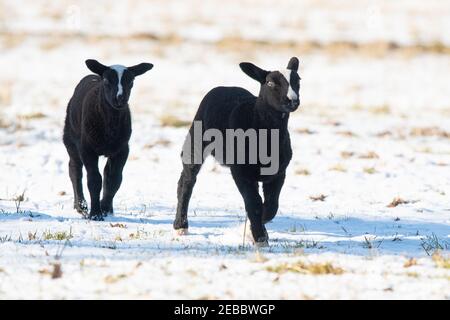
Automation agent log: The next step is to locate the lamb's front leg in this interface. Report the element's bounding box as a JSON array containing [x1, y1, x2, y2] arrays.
[[81, 147, 103, 220], [101, 145, 129, 216], [262, 172, 285, 224], [231, 168, 268, 246]]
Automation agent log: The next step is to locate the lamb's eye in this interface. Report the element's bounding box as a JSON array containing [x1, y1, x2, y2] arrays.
[[267, 81, 275, 88]]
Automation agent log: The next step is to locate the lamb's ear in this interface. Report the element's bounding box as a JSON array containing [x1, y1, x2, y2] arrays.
[[128, 63, 153, 77], [239, 62, 269, 84], [85, 59, 108, 76], [287, 57, 299, 72]]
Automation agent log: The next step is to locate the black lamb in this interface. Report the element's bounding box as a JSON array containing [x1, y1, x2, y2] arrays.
[[174, 57, 301, 246], [63, 59, 153, 220]]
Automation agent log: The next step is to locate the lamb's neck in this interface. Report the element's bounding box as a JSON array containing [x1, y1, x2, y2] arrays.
[[98, 88, 129, 125], [254, 98, 289, 132]]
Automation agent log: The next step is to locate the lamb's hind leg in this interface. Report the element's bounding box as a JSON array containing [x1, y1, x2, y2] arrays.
[[64, 140, 88, 216], [174, 163, 202, 234], [101, 145, 129, 216]]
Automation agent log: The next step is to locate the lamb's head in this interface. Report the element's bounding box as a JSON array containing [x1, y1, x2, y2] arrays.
[[85, 59, 153, 110], [239, 57, 300, 113]]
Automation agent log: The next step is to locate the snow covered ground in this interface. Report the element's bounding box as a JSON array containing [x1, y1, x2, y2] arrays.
[[0, 0, 449, 299]]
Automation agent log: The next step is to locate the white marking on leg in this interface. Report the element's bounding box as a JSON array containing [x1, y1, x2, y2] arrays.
[[280, 69, 297, 101], [110, 65, 127, 98]]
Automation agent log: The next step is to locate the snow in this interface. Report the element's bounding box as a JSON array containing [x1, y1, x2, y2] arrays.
[[0, 0, 449, 299]]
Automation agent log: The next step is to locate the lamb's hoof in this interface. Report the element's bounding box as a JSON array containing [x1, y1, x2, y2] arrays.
[[75, 200, 88, 215], [253, 228, 269, 247], [100, 201, 113, 217], [101, 209, 113, 217], [89, 213, 104, 221], [175, 228, 189, 236]]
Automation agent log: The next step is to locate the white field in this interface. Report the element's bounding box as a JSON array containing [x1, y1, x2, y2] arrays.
[[0, 0, 449, 299]]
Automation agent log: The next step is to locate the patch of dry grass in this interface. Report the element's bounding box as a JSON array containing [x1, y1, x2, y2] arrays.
[[0, 34, 26, 50], [329, 164, 347, 172], [410, 127, 450, 139], [363, 167, 377, 174], [432, 252, 450, 269], [296, 128, 317, 135], [387, 197, 410, 208], [42, 229, 73, 241], [336, 130, 358, 138], [40, 38, 65, 51], [309, 194, 328, 202], [341, 151, 379, 160], [359, 151, 379, 159], [375, 130, 393, 138], [267, 261, 344, 275], [340, 151, 355, 159], [404, 258, 418, 268], [159, 115, 190, 128], [406, 272, 419, 278], [104, 273, 128, 284], [295, 168, 310, 176], [110, 223, 127, 229], [370, 105, 391, 115], [215, 37, 450, 57], [17, 112, 46, 121]]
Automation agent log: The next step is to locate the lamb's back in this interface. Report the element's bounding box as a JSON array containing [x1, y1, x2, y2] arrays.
[[195, 86, 256, 132], [64, 75, 101, 139]]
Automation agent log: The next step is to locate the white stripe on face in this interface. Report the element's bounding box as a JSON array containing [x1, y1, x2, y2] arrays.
[[280, 69, 298, 101], [110, 65, 127, 98]]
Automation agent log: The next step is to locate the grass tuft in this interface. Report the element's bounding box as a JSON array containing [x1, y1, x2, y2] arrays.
[[17, 112, 46, 121], [295, 168, 310, 176], [309, 194, 328, 202], [421, 233, 447, 256], [43, 228, 73, 241], [104, 273, 127, 284], [410, 127, 450, 139], [387, 197, 410, 208], [267, 261, 344, 275], [432, 252, 450, 269], [159, 115, 190, 128], [403, 258, 418, 268], [329, 164, 347, 172], [359, 151, 379, 159], [363, 167, 377, 174]]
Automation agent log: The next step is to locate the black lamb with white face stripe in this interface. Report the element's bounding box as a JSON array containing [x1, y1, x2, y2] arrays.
[[174, 57, 301, 246], [63, 59, 153, 220]]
